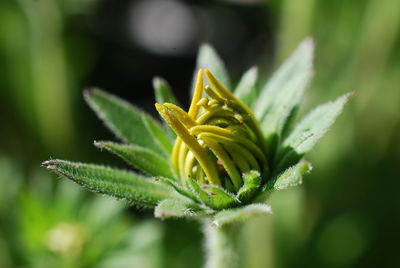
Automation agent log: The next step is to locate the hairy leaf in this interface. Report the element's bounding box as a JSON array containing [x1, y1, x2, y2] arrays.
[[153, 76, 180, 106], [212, 204, 272, 227], [202, 185, 241, 208], [142, 113, 174, 155], [42, 160, 175, 207], [84, 88, 166, 156], [186, 178, 212, 205], [262, 159, 312, 194], [192, 44, 230, 96], [254, 39, 314, 154], [153, 77, 179, 139], [236, 170, 262, 202], [94, 141, 175, 178], [187, 179, 240, 209], [274, 160, 312, 190], [158, 177, 196, 199], [155, 198, 209, 219], [234, 66, 258, 108], [276, 92, 354, 171]]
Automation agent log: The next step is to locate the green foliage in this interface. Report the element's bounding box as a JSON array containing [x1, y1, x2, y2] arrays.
[[261, 159, 312, 195], [0, 156, 164, 268], [275, 92, 354, 172], [201, 185, 241, 208], [212, 204, 272, 227], [152, 78, 180, 139], [192, 44, 231, 93], [94, 141, 176, 178], [84, 88, 167, 156], [44, 40, 352, 227], [43, 160, 176, 207], [153, 77, 180, 106], [236, 171, 262, 202], [254, 39, 314, 155], [142, 113, 175, 155], [155, 198, 209, 219], [234, 66, 258, 108], [184, 179, 244, 210]]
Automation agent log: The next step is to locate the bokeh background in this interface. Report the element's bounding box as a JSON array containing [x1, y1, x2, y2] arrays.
[[1, 0, 399, 267]]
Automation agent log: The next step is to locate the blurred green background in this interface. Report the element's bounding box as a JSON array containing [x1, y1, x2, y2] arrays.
[[0, 0, 399, 267]]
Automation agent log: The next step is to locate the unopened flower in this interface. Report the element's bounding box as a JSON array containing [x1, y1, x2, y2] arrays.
[[43, 39, 353, 225], [156, 69, 267, 193]]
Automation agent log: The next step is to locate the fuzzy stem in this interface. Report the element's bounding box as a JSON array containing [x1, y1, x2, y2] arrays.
[[204, 222, 241, 268]]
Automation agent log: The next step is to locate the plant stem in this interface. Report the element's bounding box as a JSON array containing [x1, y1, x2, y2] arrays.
[[203, 221, 241, 268]]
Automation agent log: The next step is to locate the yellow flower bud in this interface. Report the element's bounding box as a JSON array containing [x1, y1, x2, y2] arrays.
[[156, 69, 267, 193]]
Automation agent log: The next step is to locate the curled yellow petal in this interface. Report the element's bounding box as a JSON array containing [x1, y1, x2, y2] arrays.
[[156, 69, 268, 193], [155, 103, 221, 186], [188, 69, 204, 118]]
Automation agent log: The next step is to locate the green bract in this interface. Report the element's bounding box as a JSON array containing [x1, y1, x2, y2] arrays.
[[43, 39, 353, 226]]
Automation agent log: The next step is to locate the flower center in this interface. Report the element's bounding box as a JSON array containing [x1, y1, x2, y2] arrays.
[[156, 69, 267, 192]]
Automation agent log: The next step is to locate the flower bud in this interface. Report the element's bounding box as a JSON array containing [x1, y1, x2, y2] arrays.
[[156, 69, 267, 193]]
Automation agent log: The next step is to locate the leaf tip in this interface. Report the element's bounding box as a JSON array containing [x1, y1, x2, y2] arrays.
[[346, 91, 357, 99], [250, 65, 258, 72], [301, 37, 315, 50], [199, 42, 211, 51], [41, 159, 60, 170], [83, 87, 95, 99], [93, 140, 104, 148], [152, 76, 163, 88], [41, 160, 52, 168]]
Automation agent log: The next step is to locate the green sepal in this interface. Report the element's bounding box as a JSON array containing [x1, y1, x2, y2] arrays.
[[94, 141, 176, 178], [157, 177, 196, 200], [186, 178, 212, 204], [276, 92, 354, 172], [84, 88, 166, 156], [261, 159, 312, 195], [186, 179, 240, 210], [42, 159, 176, 207], [212, 204, 272, 227], [202, 185, 241, 208], [254, 39, 314, 156], [154, 198, 210, 219], [236, 170, 262, 202], [273, 159, 312, 190], [234, 66, 258, 108]]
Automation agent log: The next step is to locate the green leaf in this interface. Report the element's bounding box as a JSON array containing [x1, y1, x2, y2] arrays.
[[94, 141, 176, 178], [142, 113, 174, 155], [158, 177, 196, 199], [152, 77, 180, 139], [262, 159, 312, 194], [274, 160, 312, 190], [236, 170, 262, 202], [153, 77, 180, 106], [212, 204, 272, 227], [42, 159, 175, 207], [154, 198, 209, 219], [276, 92, 354, 171], [234, 66, 258, 108], [192, 44, 231, 96], [254, 39, 314, 154], [202, 185, 241, 208], [186, 178, 212, 204], [84, 88, 166, 156], [186, 179, 240, 209]]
